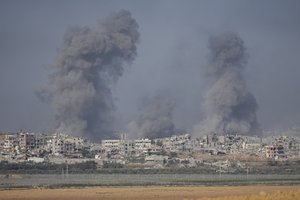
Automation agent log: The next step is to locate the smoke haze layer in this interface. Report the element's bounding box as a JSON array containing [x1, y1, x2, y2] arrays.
[[37, 10, 139, 140], [128, 94, 176, 139], [195, 32, 260, 136]]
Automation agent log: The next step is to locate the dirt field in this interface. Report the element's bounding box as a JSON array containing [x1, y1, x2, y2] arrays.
[[1, 185, 300, 200]]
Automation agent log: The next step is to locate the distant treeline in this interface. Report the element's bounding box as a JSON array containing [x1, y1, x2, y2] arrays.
[[1, 160, 300, 174], [0, 161, 97, 174]]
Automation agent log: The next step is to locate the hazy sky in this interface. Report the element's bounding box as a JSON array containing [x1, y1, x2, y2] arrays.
[[0, 0, 300, 134]]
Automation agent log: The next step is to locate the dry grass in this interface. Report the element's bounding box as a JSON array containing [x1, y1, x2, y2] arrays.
[[0, 185, 299, 200], [189, 189, 300, 200]]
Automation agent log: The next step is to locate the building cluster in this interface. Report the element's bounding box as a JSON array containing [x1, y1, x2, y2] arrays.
[[1, 131, 300, 170]]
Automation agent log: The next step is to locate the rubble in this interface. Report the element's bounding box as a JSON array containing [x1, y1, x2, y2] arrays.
[[0, 131, 300, 171]]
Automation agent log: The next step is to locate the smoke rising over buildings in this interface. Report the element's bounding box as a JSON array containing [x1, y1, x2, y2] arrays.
[[128, 95, 176, 139], [37, 10, 139, 140], [2, 1, 300, 138], [194, 32, 260, 136]]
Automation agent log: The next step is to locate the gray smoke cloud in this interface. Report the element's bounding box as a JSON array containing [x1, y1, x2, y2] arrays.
[[37, 10, 139, 140], [194, 32, 260, 136], [128, 94, 176, 139]]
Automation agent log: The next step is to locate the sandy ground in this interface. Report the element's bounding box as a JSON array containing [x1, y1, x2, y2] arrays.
[[0, 185, 300, 200]]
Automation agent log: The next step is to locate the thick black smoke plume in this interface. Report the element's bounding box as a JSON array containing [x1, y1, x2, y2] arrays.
[[128, 94, 176, 139], [37, 10, 139, 140], [194, 32, 260, 136]]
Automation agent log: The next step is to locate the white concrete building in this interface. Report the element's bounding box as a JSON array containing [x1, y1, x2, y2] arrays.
[[134, 139, 151, 150], [101, 140, 120, 149]]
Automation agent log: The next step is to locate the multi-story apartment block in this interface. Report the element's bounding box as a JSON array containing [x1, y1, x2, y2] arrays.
[[101, 140, 120, 150], [19, 132, 49, 152], [3, 134, 18, 153], [134, 139, 151, 151], [49, 133, 85, 155], [0, 134, 6, 152], [265, 145, 285, 159], [119, 140, 136, 156]]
